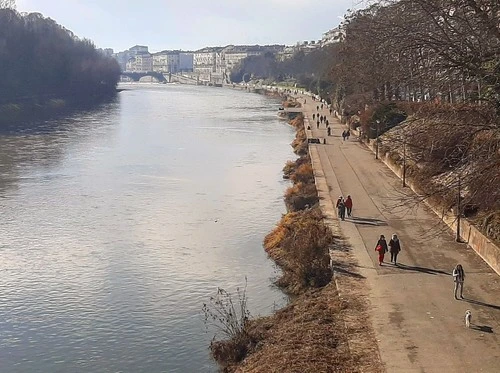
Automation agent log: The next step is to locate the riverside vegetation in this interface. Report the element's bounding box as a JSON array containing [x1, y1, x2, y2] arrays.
[[204, 108, 383, 372], [0, 2, 121, 124], [230, 0, 500, 246]]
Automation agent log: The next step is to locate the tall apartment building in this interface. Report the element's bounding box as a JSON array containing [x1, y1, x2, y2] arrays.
[[193, 47, 223, 81]]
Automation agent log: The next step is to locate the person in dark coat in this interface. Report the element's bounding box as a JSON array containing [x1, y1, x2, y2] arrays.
[[344, 195, 353, 217], [452, 264, 465, 299], [375, 235, 388, 266], [388, 234, 401, 265], [336, 196, 346, 220]]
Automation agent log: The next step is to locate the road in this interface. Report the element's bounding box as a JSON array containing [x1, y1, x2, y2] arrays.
[[298, 97, 500, 372]]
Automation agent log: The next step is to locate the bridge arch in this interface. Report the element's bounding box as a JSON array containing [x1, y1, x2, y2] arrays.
[[120, 71, 166, 82]]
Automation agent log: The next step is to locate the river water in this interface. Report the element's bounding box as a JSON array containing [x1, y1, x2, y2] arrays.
[[0, 84, 294, 372]]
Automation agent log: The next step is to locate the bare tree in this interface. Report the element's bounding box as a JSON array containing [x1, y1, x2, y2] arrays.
[[0, 0, 16, 9]]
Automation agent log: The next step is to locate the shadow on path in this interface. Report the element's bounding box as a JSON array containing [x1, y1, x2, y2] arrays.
[[463, 298, 500, 311], [349, 216, 388, 226], [331, 263, 366, 279], [395, 263, 450, 276], [471, 325, 494, 333]]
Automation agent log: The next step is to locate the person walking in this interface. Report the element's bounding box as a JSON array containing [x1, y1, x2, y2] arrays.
[[375, 235, 388, 266], [452, 264, 465, 299], [327, 127, 331, 136], [346, 129, 351, 140], [312, 113, 315, 120], [338, 199, 346, 221], [336, 196, 346, 221], [388, 234, 401, 265], [342, 130, 347, 141], [344, 195, 353, 217]]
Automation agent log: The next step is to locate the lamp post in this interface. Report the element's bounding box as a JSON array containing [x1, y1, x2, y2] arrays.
[[375, 120, 380, 160], [456, 174, 462, 242], [402, 135, 407, 187]]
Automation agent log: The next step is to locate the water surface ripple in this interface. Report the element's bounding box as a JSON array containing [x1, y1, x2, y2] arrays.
[[0, 84, 294, 372]]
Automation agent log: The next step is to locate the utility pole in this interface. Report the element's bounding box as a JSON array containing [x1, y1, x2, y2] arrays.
[[402, 136, 407, 187], [375, 120, 380, 160], [456, 175, 461, 242]]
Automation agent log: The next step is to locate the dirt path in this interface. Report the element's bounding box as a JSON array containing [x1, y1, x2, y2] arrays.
[[298, 96, 500, 372]]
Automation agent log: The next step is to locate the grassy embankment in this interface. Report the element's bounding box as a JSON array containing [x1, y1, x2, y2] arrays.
[[208, 103, 383, 372], [355, 102, 500, 244]]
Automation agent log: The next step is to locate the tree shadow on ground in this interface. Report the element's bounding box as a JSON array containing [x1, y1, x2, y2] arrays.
[[331, 262, 366, 279], [471, 324, 494, 333], [462, 298, 500, 311], [394, 263, 450, 275], [348, 216, 388, 226]]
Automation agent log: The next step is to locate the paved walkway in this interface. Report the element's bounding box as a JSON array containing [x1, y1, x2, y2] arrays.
[[297, 97, 500, 372]]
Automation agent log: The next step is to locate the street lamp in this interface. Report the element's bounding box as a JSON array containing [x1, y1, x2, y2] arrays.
[[402, 135, 407, 187], [456, 174, 462, 242]]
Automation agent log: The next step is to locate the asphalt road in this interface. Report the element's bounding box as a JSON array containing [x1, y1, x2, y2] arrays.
[[298, 96, 500, 372]]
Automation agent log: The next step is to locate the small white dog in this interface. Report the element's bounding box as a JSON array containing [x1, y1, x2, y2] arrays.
[[465, 310, 472, 328]]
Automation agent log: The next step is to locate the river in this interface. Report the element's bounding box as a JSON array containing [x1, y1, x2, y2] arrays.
[[0, 84, 294, 372]]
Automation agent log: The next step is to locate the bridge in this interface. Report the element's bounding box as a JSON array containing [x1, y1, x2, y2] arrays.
[[120, 71, 167, 82]]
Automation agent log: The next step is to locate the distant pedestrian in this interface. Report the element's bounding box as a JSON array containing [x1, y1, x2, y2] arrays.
[[388, 234, 401, 265], [452, 264, 465, 299], [313, 113, 315, 120], [317, 105, 319, 111], [317, 120, 320, 128], [342, 130, 347, 141], [344, 195, 353, 217], [375, 235, 388, 266], [329, 108, 332, 115], [346, 129, 351, 140], [304, 99, 306, 104], [321, 104, 324, 109], [326, 119, 329, 127], [327, 127, 331, 136], [337, 198, 346, 221], [320, 115, 324, 123]]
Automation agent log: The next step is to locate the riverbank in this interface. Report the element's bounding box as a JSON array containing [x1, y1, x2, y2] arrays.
[[208, 105, 383, 372], [0, 92, 118, 125]]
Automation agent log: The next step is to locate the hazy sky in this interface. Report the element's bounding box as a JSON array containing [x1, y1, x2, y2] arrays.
[[16, 0, 358, 52]]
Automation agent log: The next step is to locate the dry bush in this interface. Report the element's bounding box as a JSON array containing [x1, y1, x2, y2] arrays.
[[235, 285, 358, 373], [290, 162, 314, 184], [284, 182, 319, 212], [264, 208, 333, 294], [283, 100, 302, 108]]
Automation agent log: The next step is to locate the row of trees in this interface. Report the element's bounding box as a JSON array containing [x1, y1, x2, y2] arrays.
[[230, 0, 499, 238], [0, 4, 120, 104], [330, 0, 500, 115]]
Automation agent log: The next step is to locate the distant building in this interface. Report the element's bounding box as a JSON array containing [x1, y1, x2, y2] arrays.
[[193, 47, 223, 81], [126, 53, 153, 72], [113, 45, 150, 71], [179, 53, 194, 72]]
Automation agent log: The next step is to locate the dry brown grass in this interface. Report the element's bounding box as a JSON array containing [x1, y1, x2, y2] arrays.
[[264, 208, 333, 294]]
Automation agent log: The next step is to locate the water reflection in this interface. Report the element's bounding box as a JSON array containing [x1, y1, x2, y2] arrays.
[[0, 84, 292, 372]]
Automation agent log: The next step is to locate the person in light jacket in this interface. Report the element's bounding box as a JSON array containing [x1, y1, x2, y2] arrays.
[[388, 234, 401, 265]]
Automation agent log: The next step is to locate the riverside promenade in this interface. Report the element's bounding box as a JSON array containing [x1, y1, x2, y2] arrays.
[[297, 97, 500, 372]]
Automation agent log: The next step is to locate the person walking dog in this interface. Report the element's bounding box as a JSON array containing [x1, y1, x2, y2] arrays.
[[375, 235, 388, 266], [388, 234, 401, 265], [452, 264, 465, 299]]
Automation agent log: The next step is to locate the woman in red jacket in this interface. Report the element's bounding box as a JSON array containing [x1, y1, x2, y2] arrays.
[[375, 235, 388, 266]]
